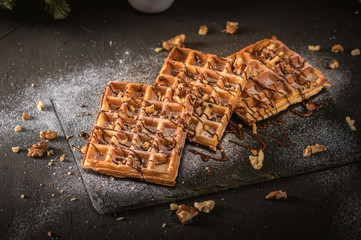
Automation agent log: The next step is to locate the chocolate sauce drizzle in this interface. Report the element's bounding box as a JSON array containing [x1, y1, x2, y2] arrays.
[[188, 145, 228, 162], [291, 99, 323, 117]]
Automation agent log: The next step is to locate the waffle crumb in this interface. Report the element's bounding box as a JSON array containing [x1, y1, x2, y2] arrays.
[[351, 48, 360, 56], [60, 154, 66, 161], [20, 194, 26, 199], [308, 45, 320, 51], [154, 47, 162, 52], [176, 204, 198, 224], [252, 123, 257, 135], [265, 190, 287, 200], [222, 21, 239, 34], [27, 141, 48, 158], [36, 100, 44, 111], [249, 149, 264, 170], [12, 147, 20, 153], [47, 231, 52, 237], [194, 200, 215, 213], [331, 44, 344, 53], [116, 217, 125, 221], [162, 34, 186, 50], [198, 25, 208, 35], [162, 223, 167, 228], [170, 203, 179, 211], [14, 125, 22, 132], [346, 117, 356, 131], [303, 144, 327, 157], [40, 131, 57, 140], [22, 112, 32, 120], [328, 59, 339, 69]]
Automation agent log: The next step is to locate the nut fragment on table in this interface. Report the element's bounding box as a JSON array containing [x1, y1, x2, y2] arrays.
[[14, 125, 22, 132], [222, 21, 239, 34], [162, 34, 186, 50], [249, 149, 264, 170], [40, 131, 58, 140], [22, 112, 32, 120], [327, 59, 339, 69], [170, 203, 179, 211], [12, 147, 20, 153], [60, 154, 66, 161], [308, 45, 320, 51], [27, 141, 48, 158], [252, 123, 257, 135], [154, 47, 162, 52], [346, 117, 356, 131], [265, 190, 287, 200], [36, 100, 44, 111], [194, 200, 215, 213], [302, 144, 327, 157], [176, 204, 198, 224], [331, 44, 344, 53], [198, 25, 208, 35], [351, 48, 360, 56]]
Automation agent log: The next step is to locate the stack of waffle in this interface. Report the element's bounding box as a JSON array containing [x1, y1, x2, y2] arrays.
[[82, 38, 331, 186]]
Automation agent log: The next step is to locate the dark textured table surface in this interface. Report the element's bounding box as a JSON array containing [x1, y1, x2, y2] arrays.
[[1, 0, 361, 239]]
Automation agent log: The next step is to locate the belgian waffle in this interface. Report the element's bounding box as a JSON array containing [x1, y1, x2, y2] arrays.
[[228, 38, 331, 125], [82, 81, 194, 186], [155, 47, 247, 150]]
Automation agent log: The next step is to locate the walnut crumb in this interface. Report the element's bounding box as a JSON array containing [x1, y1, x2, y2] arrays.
[[67, 172, 72, 175], [145, 104, 155, 114], [47, 150, 54, 156], [14, 125, 22, 132], [59, 190, 64, 194], [351, 48, 360, 56], [252, 123, 257, 135], [21, 194, 26, 199], [154, 47, 163, 52], [116, 217, 125, 221], [204, 166, 211, 173], [36, 100, 44, 111], [162, 34, 186, 50], [47, 231, 52, 237], [60, 154, 66, 161], [194, 200, 215, 213], [249, 149, 264, 170], [265, 190, 287, 200], [40, 131, 57, 140], [22, 112, 32, 120], [162, 223, 167, 228], [328, 59, 339, 69], [27, 141, 48, 157], [222, 21, 239, 34], [346, 117, 356, 131], [251, 149, 258, 156], [12, 147, 20, 153], [198, 25, 208, 35], [176, 204, 198, 225], [170, 203, 179, 211], [308, 45, 320, 51], [303, 144, 327, 157], [331, 44, 344, 53], [70, 198, 77, 201]]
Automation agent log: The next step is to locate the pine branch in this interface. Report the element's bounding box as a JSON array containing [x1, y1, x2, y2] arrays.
[[44, 0, 70, 20], [0, 0, 18, 10]]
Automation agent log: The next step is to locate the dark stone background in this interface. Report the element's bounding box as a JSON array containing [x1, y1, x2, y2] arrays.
[[1, 0, 361, 239]]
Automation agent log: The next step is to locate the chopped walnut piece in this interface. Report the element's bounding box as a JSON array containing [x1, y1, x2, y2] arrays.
[[266, 56, 280, 67], [21, 194, 26, 199], [60, 154, 66, 161], [252, 123, 257, 135], [11, 146, 20, 153], [194, 200, 215, 213], [27, 141, 48, 158], [170, 203, 179, 211], [162, 223, 167, 228], [328, 59, 339, 69], [36, 100, 44, 111], [346, 117, 356, 131], [251, 149, 258, 156], [351, 48, 360, 56], [163, 34, 186, 50], [22, 112, 32, 120], [145, 105, 155, 114], [331, 44, 344, 53], [308, 45, 320, 51], [14, 125, 22, 132], [121, 138, 128, 145], [203, 124, 209, 131], [70, 198, 77, 201], [198, 25, 208, 35], [40, 131, 57, 140], [141, 142, 150, 151], [265, 190, 287, 200], [222, 21, 239, 34], [116, 217, 125, 221], [47, 231, 52, 237], [128, 105, 135, 112], [303, 144, 327, 157], [176, 204, 198, 225], [202, 94, 210, 101], [154, 47, 163, 52], [249, 149, 264, 170]]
